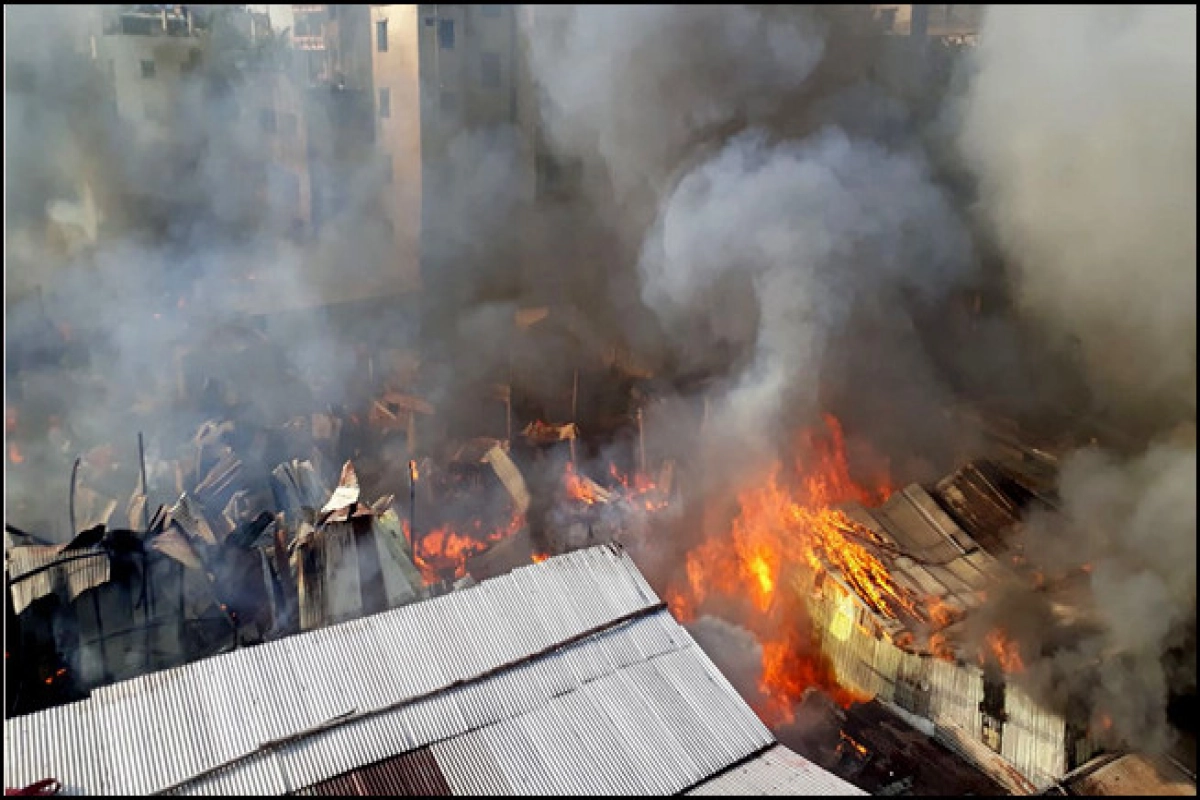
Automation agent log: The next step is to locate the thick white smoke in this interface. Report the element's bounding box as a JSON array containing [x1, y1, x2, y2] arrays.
[[960, 5, 1196, 428], [640, 128, 974, 459], [958, 5, 1197, 752]]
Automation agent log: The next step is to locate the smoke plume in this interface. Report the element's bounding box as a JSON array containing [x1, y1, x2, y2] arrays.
[[957, 4, 1197, 752]]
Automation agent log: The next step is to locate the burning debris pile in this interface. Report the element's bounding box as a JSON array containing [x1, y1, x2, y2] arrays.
[[4, 309, 678, 720]]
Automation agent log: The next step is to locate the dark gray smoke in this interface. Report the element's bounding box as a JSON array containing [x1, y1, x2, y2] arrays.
[[956, 5, 1197, 753], [526, 3, 1197, 756], [523, 6, 986, 564]]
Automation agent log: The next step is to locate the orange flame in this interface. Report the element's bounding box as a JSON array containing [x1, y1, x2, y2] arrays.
[[838, 731, 870, 759], [609, 463, 670, 512], [671, 414, 901, 721], [981, 628, 1025, 674], [411, 513, 524, 583], [562, 462, 670, 512], [929, 632, 957, 663], [531, 552, 549, 564], [926, 595, 962, 629], [6, 406, 18, 434], [563, 462, 605, 505], [9, 442, 24, 465]]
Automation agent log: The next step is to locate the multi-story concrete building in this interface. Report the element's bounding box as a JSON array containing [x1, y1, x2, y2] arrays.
[[871, 4, 985, 43], [85, 5, 315, 239], [282, 4, 526, 294]]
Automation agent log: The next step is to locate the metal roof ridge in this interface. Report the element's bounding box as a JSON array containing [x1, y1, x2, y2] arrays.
[[154, 599, 668, 795]]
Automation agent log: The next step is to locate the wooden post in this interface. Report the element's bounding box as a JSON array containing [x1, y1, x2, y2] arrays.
[[569, 369, 579, 464], [408, 459, 418, 560], [637, 408, 646, 477]]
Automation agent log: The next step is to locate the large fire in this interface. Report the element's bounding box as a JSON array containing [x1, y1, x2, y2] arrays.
[[668, 414, 910, 724], [981, 627, 1025, 674]]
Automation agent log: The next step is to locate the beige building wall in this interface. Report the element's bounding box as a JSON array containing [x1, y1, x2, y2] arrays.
[[244, 66, 314, 233], [369, 5, 423, 292], [95, 31, 204, 147], [870, 4, 985, 40]]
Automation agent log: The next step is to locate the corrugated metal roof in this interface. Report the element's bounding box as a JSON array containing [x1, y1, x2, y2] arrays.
[[686, 744, 867, 795], [6, 545, 112, 615], [1061, 753, 1197, 796], [6, 543, 843, 796], [297, 747, 451, 796]]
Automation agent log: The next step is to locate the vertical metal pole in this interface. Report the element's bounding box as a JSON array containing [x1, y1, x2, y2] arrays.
[[137, 432, 149, 530], [91, 589, 111, 685], [69, 456, 81, 536]]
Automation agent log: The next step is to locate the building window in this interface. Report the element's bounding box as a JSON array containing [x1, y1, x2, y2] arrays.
[[439, 90, 457, 115], [280, 112, 299, 140], [378, 87, 391, 119], [481, 52, 501, 89], [424, 16, 435, 27], [879, 8, 897, 32], [376, 19, 388, 52], [979, 673, 1008, 754], [260, 108, 277, 134], [181, 49, 201, 75], [481, 4, 503, 18], [140, 59, 156, 79], [438, 19, 455, 49]]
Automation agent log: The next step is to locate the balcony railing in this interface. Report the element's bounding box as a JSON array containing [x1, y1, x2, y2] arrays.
[[292, 34, 326, 51]]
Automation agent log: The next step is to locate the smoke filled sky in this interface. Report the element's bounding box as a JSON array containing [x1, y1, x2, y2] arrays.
[[4, 2, 1195, 755], [524, 3, 1195, 752], [956, 3, 1196, 754]]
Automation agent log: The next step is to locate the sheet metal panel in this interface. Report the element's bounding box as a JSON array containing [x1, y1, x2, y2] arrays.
[[596, 668, 704, 793], [478, 716, 556, 795], [307, 617, 390, 714], [166, 750, 288, 796], [1002, 681, 1066, 788], [624, 658, 729, 780], [552, 679, 653, 796], [5, 699, 98, 796], [362, 607, 428, 701], [593, 619, 647, 670], [429, 728, 515, 796], [653, 647, 772, 762], [926, 657, 983, 738], [300, 747, 452, 796], [686, 745, 868, 796], [443, 584, 511, 674], [572, 677, 676, 796], [516, 702, 596, 795], [7, 546, 111, 615]]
